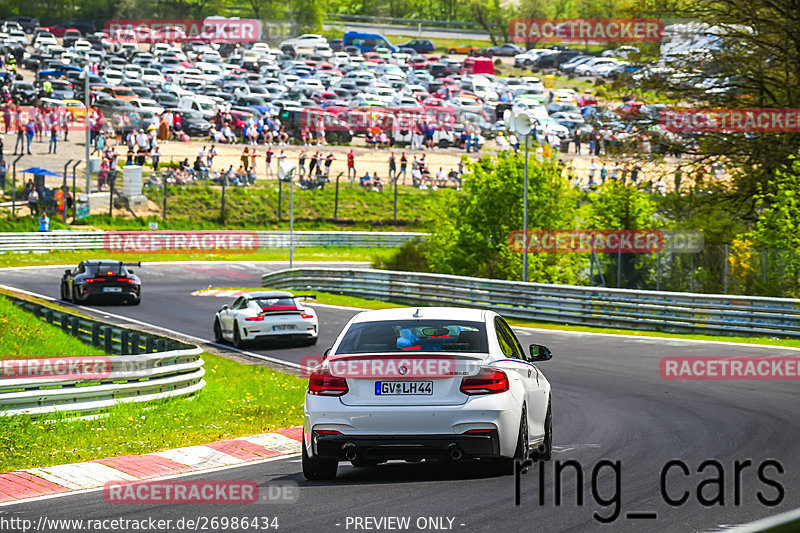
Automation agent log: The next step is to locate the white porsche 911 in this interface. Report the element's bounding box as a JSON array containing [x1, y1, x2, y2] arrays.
[[213, 291, 319, 348], [302, 306, 553, 480]]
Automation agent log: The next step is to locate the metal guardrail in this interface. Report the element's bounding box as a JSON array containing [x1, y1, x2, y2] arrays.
[[0, 295, 205, 416], [0, 230, 426, 253], [262, 268, 800, 338]]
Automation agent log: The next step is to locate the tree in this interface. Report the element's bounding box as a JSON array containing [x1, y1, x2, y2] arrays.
[[586, 180, 658, 288], [418, 150, 583, 281]]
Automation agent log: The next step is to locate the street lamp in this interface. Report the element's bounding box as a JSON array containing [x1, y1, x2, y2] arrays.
[[83, 65, 91, 195], [504, 110, 534, 282], [278, 158, 297, 269]]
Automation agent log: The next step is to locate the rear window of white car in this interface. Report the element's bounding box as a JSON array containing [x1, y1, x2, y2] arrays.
[[252, 297, 298, 310], [335, 320, 488, 354]]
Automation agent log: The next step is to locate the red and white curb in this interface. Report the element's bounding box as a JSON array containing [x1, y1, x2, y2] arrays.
[[191, 289, 251, 297], [0, 426, 302, 505]]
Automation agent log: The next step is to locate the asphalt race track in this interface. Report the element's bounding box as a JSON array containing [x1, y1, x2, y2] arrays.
[[0, 261, 798, 532]]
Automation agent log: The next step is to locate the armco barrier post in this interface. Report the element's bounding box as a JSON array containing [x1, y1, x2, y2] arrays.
[[92, 323, 100, 346], [61, 314, 69, 332], [145, 336, 154, 353], [131, 333, 140, 355], [120, 331, 130, 355], [157, 339, 166, 352], [103, 326, 113, 352], [71, 316, 79, 335]]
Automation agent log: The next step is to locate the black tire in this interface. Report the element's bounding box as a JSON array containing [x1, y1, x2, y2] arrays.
[[448, 48, 456, 54], [60, 283, 70, 301], [498, 405, 528, 474], [302, 442, 338, 480], [213, 318, 224, 343], [301, 336, 318, 347], [438, 139, 451, 149], [72, 286, 81, 304], [232, 321, 244, 348], [539, 400, 553, 461], [129, 297, 141, 306]]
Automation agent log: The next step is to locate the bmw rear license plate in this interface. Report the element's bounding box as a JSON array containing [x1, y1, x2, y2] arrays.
[[375, 381, 433, 395], [102, 287, 122, 292]]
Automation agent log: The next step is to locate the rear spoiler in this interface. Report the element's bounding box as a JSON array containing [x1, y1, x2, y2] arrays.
[[122, 262, 142, 268], [295, 294, 317, 300]]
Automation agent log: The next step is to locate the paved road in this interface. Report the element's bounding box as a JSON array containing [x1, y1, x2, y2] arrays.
[[0, 262, 798, 532]]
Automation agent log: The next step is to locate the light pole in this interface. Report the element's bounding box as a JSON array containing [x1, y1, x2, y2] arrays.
[[278, 159, 297, 269], [523, 134, 529, 282], [83, 66, 91, 195]]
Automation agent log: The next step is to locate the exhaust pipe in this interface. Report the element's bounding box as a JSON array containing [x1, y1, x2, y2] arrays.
[[343, 443, 358, 461], [447, 444, 463, 461]]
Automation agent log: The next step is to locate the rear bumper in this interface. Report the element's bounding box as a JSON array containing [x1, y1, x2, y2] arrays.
[[76, 285, 140, 301], [312, 431, 500, 461]]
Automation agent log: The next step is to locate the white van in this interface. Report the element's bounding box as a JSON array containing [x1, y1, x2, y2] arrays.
[[177, 95, 217, 119]]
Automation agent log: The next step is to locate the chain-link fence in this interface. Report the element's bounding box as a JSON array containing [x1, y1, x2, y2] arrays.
[[590, 244, 800, 298]]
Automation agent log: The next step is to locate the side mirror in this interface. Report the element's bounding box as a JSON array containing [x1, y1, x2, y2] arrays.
[[64, 269, 72, 275], [220, 305, 229, 311], [323, 348, 331, 358], [529, 344, 552, 362]]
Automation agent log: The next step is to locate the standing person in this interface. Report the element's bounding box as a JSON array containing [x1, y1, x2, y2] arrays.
[[573, 130, 581, 155], [610, 162, 618, 181], [630, 163, 641, 183], [14, 118, 24, 155], [241, 146, 250, 173], [0, 158, 6, 191], [316, 120, 325, 146], [264, 146, 273, 177], [25, 120, 34, 155], [298, 149, 306, 177], [38, 211, 49, 232], [388, 152, 396, 182], [61, 109, 71, 141], [398, 152, 407, 183], [600, 164, 608, 184], [48, 121, 57, 154], [588, 159, 598, 183], [249, 148, 258, 180], [206, 144, 217, 168], [27, 186, 39, 216], [346, 149, 355, 181], [324, 152, 335, 178], [309, 150, 318, 177]]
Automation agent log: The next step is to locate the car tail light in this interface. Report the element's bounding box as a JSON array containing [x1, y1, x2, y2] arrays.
[[308, 368, 348, 396], [301, 313, 314, 319], [117, 278, 136, 283], [460, 369, 509, 395], [313, 429, 341, 436], [245, 316, 264, 322], [83, 278, 103, 283]]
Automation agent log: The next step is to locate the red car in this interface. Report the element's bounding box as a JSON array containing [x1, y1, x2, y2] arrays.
[[575, 93, 599, 108]]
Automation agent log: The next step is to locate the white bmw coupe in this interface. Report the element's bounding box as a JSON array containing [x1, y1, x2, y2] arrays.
[[213, 291, 318, 348], [302, 306, 553, 480]]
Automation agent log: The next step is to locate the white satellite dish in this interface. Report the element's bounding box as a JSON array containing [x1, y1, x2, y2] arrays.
[[514, 111, 533, 136], [277, 158, 296, 182], [503, 109, 513, 130]]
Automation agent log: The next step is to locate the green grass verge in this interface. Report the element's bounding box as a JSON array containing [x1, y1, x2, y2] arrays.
[[0, 292, 307, 472], [134, 182, 452, 231], [248, 287, 800, 349], [0, 296, 107, 361], [0, 352, 306, 472], [0, 247, 393, 268]]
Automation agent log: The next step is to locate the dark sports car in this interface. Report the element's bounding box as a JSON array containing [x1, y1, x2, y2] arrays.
[[60, 260, 141, 305]]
